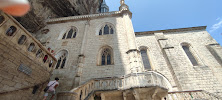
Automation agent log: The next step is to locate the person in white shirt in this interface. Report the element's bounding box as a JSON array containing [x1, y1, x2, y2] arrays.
[[43, 77, 59, 100]]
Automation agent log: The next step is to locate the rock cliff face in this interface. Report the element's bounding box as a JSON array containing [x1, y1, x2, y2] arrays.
[[15, 0, 102, 33]]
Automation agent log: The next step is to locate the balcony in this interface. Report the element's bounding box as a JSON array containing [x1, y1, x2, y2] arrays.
[[57, 71, 170, 100]]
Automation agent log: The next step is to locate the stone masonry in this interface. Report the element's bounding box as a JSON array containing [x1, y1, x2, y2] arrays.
[[0, 12, 57, 100]]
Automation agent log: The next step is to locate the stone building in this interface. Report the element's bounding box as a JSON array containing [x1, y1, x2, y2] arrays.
[[34, 0, 222, 100], [0, 12, 57, 99], [0, 0, 222, 100]]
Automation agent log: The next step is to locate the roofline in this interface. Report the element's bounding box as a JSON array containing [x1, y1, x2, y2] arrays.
[[46, 10, 131, 24], [135, 26, 207, 35]]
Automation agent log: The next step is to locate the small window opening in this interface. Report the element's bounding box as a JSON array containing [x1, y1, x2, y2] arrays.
[[43, 55, 48, 63], [182, 45, 198, 66], [36, 49, 42, 57], [107, 54, 111, 65], [28, 43, 35, 52], [99, 29, 102, 35], [73, 32, 77, 38], [67, 29, 73, 39], [102, 54, 106, 65], [6, 26, 16, 36], [104, 25, 109, 35], [60, 57, 66, 68], [0, 15, 5, 24], [18, 35, 26, 45], [56, 58, 61, 69], [62, 33, 66, 39], [141, 49, 151, 70], [110, 28, 114, 34]]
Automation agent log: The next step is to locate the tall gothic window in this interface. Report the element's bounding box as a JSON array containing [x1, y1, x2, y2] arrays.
[[55, 50, 68, 69], [62, 27, 77, 39], [99, 47, 113, 65], [140, 49, 151, 70], [182, 45, 198, 66], [99, 24, 114, 35]]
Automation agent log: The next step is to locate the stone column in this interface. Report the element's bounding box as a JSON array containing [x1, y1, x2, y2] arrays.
[[101, 93, 106, 100], [74, 20, 90, 87], [122, 10, 143, 73], [154, 32, 181, 91]]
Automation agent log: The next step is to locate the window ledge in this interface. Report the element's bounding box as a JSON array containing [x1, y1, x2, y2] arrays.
[[98, 64, 114, 67]]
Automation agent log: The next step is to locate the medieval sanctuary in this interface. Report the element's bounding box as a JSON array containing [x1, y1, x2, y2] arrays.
[[0, 0, 222, 100]]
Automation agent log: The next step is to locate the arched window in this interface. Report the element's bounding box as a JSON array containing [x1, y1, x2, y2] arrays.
[[28, 43, 35, 52], [36, 49, 42, 58], [6, 26, 16, 36], [99, 47, 113, 65], [0, 15, 5, 24], [140, 48, 151, 70], [18, 35, 27, 45], [182, 44, 198, 66], [99, 24, 114, 35], [62, 27, 77, 39], [55, 50, 68, 69]]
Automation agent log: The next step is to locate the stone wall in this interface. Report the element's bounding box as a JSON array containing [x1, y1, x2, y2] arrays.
[[36, 11, 135, 92], [135, 28, 222, 95], [0, 12, 57, 99]]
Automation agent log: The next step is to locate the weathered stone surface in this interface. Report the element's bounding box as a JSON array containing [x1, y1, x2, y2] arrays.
[[0, 12, 57, 99], [14, 0, 103, 33]]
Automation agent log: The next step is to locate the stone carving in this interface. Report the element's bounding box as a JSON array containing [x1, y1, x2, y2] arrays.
[[120, 0, 125, 5]]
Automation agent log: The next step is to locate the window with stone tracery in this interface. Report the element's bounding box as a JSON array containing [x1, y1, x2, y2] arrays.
[[55, 50, 68, 69], [62, 27, 77, 39], [99, 24, 114, 35], [98, 47, 113, 65]]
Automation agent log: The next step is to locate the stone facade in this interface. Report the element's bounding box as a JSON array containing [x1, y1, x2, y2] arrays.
[[0, 0, 222, 100], [35, 2, 222, 99], [0, 12, 57, 99]]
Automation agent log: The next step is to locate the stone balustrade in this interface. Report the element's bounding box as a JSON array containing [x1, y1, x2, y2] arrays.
[[0, 12, 57, 99], [57, 71, 169, 100], [166, 90, 222, 100]]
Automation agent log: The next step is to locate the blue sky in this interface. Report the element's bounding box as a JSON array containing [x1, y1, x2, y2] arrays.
[[106, 0, 222, 45]]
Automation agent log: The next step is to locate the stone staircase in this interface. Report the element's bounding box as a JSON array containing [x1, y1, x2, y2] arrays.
[[57, 71, 170, 100]]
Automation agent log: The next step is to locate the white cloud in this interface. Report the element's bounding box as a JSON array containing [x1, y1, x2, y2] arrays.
[[210, 18, 222, 32]]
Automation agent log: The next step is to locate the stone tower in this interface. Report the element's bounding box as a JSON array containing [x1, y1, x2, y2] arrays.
[[100, 0, 109, 13]]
